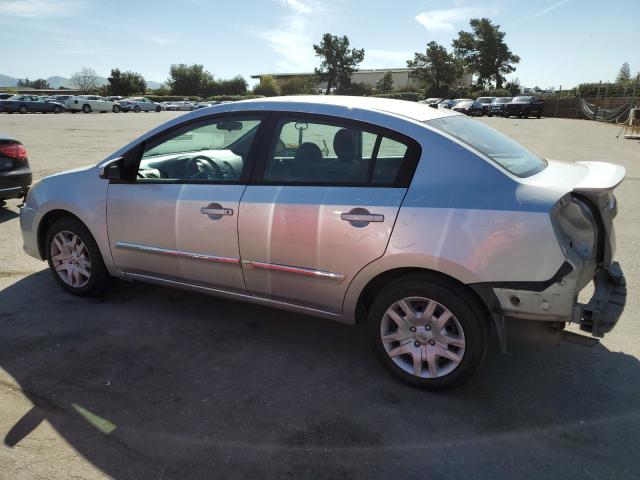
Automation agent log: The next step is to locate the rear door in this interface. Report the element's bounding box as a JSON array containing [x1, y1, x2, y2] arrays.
[[238, 113, 421, 312]]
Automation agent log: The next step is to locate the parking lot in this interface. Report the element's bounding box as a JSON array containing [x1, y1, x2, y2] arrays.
[[1, 112, 639, 479]]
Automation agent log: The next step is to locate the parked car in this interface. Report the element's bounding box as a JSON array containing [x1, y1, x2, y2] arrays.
[[475, 96, 495, 115], [488, 97, 512, 117], [0, 93, 15, 100], [0, 95, 65, 114], [19, 96, 626, 390], [195, 101, 220, 110], [452, 100, 483, 116], [419, 98, 442, 105], [440, 98, 472, 109], [46, 94, 75, 105], [504, 95, 544, 118], [65, 95, 121, 113], [0, 134, 31, 205], [119, 97, 161, 113], [105, 96, 124, 102]]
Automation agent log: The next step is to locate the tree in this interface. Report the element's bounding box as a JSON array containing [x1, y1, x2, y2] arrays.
[[167, 64, 213, 95], [338, 81, 373, 96], [616, 62, 631, 84], [452, 18, 520, 89], [252, 75, 280, 96], [16, 78, 50, 89], [313, 33, 365, 94], [107, 68, 147, 96], [280, 77, 315, 95], [70, 67, 100, 93], [505, 78, 521, 95], [215, 76, 248, 95], [407, 41, 460, 96], [375, 71, 394, 93]]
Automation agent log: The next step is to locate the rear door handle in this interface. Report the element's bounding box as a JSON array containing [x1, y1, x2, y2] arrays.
[[340, 213, 384, 222]]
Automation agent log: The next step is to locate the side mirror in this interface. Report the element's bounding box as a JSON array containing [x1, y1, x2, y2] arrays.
[[98, 157, 123, 180]]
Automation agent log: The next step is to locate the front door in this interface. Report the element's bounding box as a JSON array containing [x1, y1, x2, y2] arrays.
[[238, 114, 421, 312], [107, 114, 265, 291]]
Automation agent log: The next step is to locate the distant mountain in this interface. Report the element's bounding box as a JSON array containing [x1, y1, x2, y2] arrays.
[[0, 73, 162, 90], [0, 73, 19, 87]]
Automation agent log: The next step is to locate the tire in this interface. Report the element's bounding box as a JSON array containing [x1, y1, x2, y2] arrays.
[[18, 105, 28, 114], [53, 105, 62, 114], [45, 216, 112, 297], [155, 105, 161, 112], [112, 105, 120, 113], [133, 105, 140, 113], [366, 275, 487, 390], [487, 113, 493, 117], [82, 104, 91, 113], [537, 111, 542, 119]]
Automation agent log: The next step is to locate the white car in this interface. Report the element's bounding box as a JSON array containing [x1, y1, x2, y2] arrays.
[[66, 95, 121, 113], [119, 97, 162, 113]]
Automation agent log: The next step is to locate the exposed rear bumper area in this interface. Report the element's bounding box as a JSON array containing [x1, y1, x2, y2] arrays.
[[574, 262, 626, 337]]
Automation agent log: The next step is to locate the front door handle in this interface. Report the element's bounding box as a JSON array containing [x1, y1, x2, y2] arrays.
[[200, 203, 233, 220], [340, 208, 384, 227], [200, 207, 233, 216]]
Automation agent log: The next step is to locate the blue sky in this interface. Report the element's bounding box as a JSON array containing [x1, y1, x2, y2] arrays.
[[0, 0, 638, 88]]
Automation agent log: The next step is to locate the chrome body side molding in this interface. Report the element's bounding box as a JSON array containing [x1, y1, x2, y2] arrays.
[[115, 242, 240, 264], [242, 260, 346, 283]]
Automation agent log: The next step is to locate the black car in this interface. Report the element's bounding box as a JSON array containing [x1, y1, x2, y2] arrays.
[[452, 100, 483, 116], [0, 95, 66, 114], [0, 134, 32, 205], [488, 97, 512, 117], [475, 96, 495, 115], [504, 95, 544, 118]]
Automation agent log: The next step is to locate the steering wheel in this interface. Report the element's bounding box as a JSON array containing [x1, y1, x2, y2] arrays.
[[184, 155, 224, 180]]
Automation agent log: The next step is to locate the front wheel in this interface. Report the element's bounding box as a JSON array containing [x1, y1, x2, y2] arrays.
[[133, 105, 140, 113], [53, 105, 62, 114], [18, 105, 28, 114], [155, 105, 161, 112], [112, 105, 121, 113], [82, 104, 91, 113], [45, 217, 112, 296], [367, 276, 487, 390]]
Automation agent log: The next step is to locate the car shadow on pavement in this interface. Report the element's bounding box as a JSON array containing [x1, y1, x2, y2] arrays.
[[1, 270, 639, 479], [0, 206, 18, 224]]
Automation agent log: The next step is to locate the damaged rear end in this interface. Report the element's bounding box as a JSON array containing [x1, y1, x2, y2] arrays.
[[493, 160, 627, 341]]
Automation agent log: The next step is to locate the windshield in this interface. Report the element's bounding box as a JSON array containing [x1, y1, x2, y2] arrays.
[[492, 97, 511, 104], [513, 96, 532, 102], [425, 116, 547, 177], [477, 97, 493, 103], [456, 101, 473, 107]]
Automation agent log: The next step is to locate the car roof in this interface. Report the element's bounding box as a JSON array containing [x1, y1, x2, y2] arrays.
[[235, 95, 458, 122]]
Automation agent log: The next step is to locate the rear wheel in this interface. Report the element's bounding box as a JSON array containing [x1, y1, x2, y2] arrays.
[[82, 104, 91, 113], [53, 105, 62, 114], [45, 217, 112, 296], [112, 105, 120, 113], [367, 276, 487, 390], [18, 105, 28, 114]]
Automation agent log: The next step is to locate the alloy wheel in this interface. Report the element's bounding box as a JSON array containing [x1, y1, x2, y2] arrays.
[[50, 230, 92, 288], [380, 296, 465, 379]]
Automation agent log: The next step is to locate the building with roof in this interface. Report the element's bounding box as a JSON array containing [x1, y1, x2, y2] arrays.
[[251, 67, 473, 93]]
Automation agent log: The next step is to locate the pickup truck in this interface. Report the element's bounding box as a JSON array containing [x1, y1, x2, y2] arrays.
[[504, 95, 544, 118]]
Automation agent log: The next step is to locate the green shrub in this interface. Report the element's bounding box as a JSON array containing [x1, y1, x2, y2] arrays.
[[472, 88, 511, 98], [253, 75, 280, 97], [280, 77, 315, 95]]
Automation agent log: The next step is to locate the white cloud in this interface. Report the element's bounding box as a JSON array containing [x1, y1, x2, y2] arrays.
[[415, 6, 498, 33], [260, 15, 316, 72], [280, 0, 312, 14], [514, 0, 572, 24], [0, 0, 85, 17]]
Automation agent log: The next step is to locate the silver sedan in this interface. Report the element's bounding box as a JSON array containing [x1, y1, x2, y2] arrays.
[[19, 96, 627, 389]]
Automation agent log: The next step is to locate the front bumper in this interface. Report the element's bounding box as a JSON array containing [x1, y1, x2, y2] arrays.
[[574, 262, 626, 337], [19, 204, 41, 259]]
